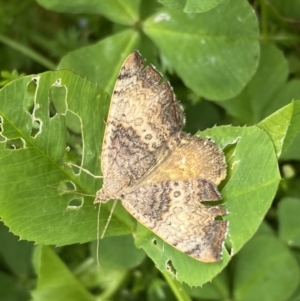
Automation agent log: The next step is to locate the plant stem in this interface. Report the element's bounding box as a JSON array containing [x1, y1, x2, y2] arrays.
[[0, 34, 56, 70], [259, 0, 269, 41]]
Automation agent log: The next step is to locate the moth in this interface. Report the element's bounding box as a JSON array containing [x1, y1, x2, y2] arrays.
[[95, 51, 227, 262]]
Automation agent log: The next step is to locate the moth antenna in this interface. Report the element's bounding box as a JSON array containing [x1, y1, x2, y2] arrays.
[[65, 162, 103, 179], [96, 202, 102, 266], [101, 199, 118, 239]]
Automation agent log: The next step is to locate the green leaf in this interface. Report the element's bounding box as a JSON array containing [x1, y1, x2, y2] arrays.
[[143, 0, 259, 100], [257, 100, 300, 158], [0, 66, 280, 287], [184, 268, 229, 299], [280, 133, 300, 160], [278, 197, 300, 248], [91, 234, 146, 270], [58, 30, 140, 95], [135, 223, 230, 287], [32, 245, 94, 301], [233, 234, 300, 301], [135, 125, 280, 287], [0, 222, 34, 278], [0, 70, 25, 87], [35, 0, 141, 25], [0, 71, 134, 246], [158, 0, 225, 13], [219, 44, 300, 124], [288, 285, 300, 301], [200, 126, 280, 256]]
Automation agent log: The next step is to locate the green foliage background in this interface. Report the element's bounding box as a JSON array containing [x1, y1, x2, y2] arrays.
[[0, 0, 300, 300]]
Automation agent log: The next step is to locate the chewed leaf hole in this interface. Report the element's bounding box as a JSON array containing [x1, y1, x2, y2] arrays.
[[0, 117, 4, 142], [49, 85, 67, 118], [215, 214, 226, 221], [64, 114, 83, 172], [32, 75, 40, 85], [58, 181, 76, 194], [166, 260, 176, 276], [5, 138, 25, 149], [31, 119, 41, 137], [203, 199, 225, 206], [67, 198, 83, 210], [25, 80, 37, 115], [152, 239, 157, 245], [53, 78, 62, 87]]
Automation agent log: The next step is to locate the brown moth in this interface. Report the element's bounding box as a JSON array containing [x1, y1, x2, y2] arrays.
[[95, 51, 227, 262]]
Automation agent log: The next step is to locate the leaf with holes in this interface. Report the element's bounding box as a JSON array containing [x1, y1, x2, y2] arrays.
[[0, 69, 281, 287], [0, 71, 135, 246], [135, 125, 280, 286]]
